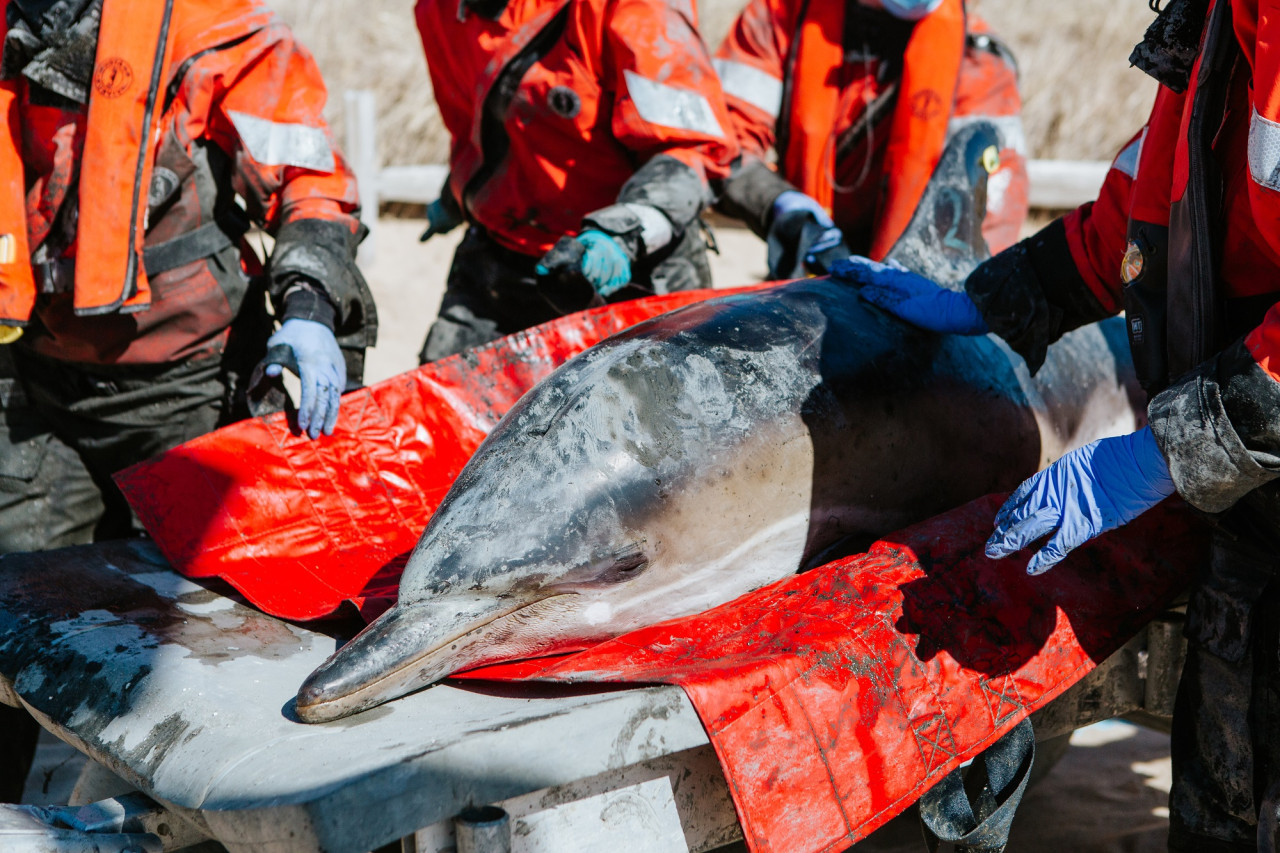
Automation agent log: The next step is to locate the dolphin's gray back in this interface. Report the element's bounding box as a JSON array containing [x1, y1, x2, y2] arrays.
[[405, 277, 1141, 597]]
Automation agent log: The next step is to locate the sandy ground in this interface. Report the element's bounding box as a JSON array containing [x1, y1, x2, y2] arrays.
[[20, 220, 1176, 850]]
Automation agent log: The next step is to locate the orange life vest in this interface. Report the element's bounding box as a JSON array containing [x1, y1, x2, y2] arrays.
[[0, 0, 181, 323], [776, 0, 965, 257]]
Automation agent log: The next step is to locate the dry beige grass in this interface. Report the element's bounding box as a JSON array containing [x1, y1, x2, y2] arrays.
[[271, 0, 1162, 166]]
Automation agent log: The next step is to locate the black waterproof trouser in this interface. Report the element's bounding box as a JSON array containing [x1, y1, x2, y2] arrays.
[[1169, 501, 1280, 852], [0, 345, 231, 802], [419, 226, 710, 363]]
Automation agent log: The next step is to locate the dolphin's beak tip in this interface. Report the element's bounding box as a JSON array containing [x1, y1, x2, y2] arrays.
[[294, 674, 347, 724]]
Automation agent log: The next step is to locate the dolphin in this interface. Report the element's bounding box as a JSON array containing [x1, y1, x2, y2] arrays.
[[295, 289, 1140, 723], [295, 126, 1143, 724]]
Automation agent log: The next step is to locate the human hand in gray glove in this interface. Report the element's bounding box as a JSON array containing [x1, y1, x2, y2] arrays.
[[261, 319, 346, 438], [767, 191, 850, 279]]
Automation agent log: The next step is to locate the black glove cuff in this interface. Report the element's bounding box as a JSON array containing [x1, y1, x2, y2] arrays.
[[280, 276, 338, 331], [965, 218, 1108, 373], [716, 157, 797, 239]]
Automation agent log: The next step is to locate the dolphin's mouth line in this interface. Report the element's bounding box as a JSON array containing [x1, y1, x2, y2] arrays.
[[302, 593, 580, 714]]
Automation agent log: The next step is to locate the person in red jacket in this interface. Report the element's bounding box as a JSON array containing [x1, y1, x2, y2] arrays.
[[414, 0, 738, 362], [845, 0, 1280, 846], [714, 0, 1029, 279], [0, 0, 376, 798]]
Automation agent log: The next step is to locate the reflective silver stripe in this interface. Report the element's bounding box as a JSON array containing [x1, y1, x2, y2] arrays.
[[947, 114, 1028, 156], [1111, 128, 1146, 179], [228, 110, 335, 172], [623, 70, 724, 138], [625, 203, 674, 253], [1249, 107, 1280, 191], [712, 58, 783, 118]]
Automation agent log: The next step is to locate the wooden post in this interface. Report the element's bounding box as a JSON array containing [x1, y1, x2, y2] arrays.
[[344, 90, 379, 266]]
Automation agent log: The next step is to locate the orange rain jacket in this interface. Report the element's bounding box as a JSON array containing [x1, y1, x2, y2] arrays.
[[415, 0, 739, 258], [714, 0, 1028, 258], [0, 0, 370, 365]]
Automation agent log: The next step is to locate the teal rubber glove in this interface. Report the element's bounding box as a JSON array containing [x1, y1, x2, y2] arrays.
[[264, 319, 346, 439], [986, 426, 1177, 575], [536, 229, 632, 297], [833, 256, 990, 335], [420, 197, 463, 242]]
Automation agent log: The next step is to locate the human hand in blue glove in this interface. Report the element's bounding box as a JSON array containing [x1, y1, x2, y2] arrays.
[[263, 318, 346, 439], [767, 191, 849, 278], [832, 255, 990, 335], [986, 426, 1177, 575], [536, 229, 632, 297]]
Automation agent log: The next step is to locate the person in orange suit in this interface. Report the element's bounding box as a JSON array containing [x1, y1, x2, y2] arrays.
[[414, 0, 738, 361], [714, 0, 1029, 279], [0, 0, 377, 799], [847, 0, 1280, 847]]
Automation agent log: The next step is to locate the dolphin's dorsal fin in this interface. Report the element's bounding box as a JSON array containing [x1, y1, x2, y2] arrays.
[[883, 121, 1002, 290]]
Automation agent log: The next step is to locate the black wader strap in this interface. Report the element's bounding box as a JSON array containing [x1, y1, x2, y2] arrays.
[[142, 220, 237, 277], [918, 717, 1036, 853]]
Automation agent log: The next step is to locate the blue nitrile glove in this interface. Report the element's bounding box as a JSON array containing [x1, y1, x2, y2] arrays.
[[986, 426, 1177, 575], [535, 229, 631, 297], [264, 319, 346, 439], [767, 191, 848, 278], [833, 255, 990, 335]]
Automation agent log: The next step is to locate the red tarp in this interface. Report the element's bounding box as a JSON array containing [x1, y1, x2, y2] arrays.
[[115, 286, 759, 620], [461, 495, 1207, 853], [118, 292, 1209, 853]]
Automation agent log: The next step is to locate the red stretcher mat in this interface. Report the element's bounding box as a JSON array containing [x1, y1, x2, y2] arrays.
[[115, 286, 758, 620], [460, 496, 1207, 853]]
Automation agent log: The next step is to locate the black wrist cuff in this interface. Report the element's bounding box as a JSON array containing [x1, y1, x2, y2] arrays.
[[280, 277, 337, 331], [966, 218, 1107, 373]]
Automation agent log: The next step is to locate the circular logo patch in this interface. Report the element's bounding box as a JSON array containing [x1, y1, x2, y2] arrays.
[[1121, 239, 1145, 284], [92, 58, 134, 99], [909, 89, 943, 121], [547, 86, 582, 119]]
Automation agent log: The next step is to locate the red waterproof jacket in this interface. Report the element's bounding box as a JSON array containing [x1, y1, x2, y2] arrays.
[[415, 0, 739, 257], [0, 0, 366, 364], [1049, 0, 1280, 513], [715, 0, 1028, 258]]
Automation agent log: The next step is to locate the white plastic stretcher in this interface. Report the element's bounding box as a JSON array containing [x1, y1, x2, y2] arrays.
[[0, 539, 1184, 853]]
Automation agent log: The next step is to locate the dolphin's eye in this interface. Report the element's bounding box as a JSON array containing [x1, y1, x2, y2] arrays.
[[613, 551, 648, 574], [598, 541, 648, 583]]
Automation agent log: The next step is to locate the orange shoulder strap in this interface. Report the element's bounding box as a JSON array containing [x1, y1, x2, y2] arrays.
[[0, 79, 36, 324], [868, 0, 965, 260], [75, 0, 177, 316], [0, 1, 36, 324], [781, 0, 844, 211]]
